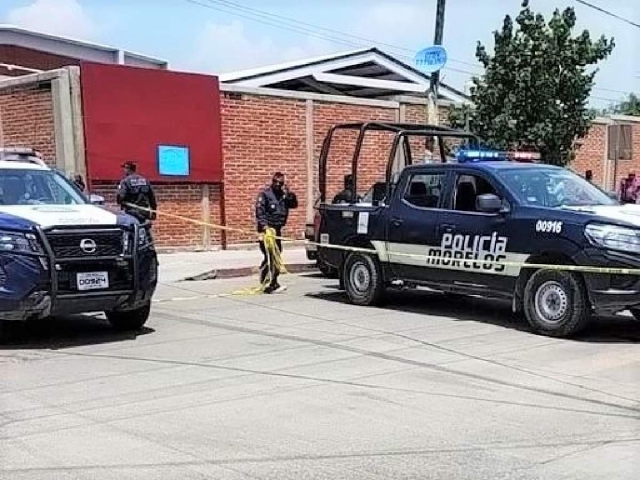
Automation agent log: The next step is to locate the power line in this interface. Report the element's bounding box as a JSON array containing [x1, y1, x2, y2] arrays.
[[199, 0, 483, 69], [185, 0, 635, 96], [573, 0, 640, 29], [186, 0, 482, 73]]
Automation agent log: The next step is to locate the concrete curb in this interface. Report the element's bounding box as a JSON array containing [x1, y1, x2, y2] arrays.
[[157, 241, 308, 254], [182, 262, 317, 282]]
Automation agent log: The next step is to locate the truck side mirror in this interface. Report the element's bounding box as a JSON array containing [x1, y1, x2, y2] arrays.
[[476, 193, 502, 213]]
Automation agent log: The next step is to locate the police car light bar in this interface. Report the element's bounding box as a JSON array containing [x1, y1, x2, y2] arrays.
[[455, 148, 541, 163], [509, 151, 541, 162], [455, 149, 508, 162], [0, 147, 47, 167]]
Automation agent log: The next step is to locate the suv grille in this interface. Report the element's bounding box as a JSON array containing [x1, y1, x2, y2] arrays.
[[46, 230, 125, 259]]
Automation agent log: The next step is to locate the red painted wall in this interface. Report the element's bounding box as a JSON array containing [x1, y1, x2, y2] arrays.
[[80, 61, 223, 183]]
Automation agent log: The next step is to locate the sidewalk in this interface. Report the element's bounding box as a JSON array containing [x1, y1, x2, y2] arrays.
[[158, 247, 314, 283]]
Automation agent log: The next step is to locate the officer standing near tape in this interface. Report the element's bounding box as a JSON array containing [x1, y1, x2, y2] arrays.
[[117, 161, 157, 223], [255, 172, 298, 294]]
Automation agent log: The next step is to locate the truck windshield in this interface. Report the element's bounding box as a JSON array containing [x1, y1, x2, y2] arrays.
[[0, 169, 87, 206], [498, 168, 616, 208]]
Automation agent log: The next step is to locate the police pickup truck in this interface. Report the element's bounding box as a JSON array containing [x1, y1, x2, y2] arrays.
[[312, 122, 640, 338], [0, 148, 157, 335]]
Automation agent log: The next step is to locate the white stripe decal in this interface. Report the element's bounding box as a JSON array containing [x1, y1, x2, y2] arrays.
[[371, 241, 529, 277]]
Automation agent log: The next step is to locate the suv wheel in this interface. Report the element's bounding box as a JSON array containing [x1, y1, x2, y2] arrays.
[[523, 270, 589, 337], [343, 252, 384, 306], [106, 304, 151, 331]]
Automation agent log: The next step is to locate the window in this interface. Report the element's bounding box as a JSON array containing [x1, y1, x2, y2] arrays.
[[608, 124, 633, 161], [0, 170, 85, 206], [403, 172, 445, 208], [453, 174, 499, 212], [497, 168, 615, 208]]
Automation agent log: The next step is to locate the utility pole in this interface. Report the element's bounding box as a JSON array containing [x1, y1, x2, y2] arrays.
[[427, 0, 446, 159]]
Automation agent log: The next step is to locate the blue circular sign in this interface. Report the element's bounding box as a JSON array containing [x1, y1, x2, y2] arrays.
[[414, 45, 448, 74]]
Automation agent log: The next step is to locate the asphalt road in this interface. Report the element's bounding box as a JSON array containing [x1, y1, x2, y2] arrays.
[[1, 273, 639, 479]]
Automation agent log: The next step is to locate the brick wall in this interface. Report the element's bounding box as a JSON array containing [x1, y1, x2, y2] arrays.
[[571, 120, 640, 192], [571, 123, 607, 187], [220, 93, 400, 244], [0, 81, 56, 165], [90, 181, 222, 249], [220, 93, 308, 244], [313, 102, 397, 202]]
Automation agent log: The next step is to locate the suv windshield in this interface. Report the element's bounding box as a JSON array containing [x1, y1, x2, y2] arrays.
[[498, 167, 616, 207], [0, 169, 86, 206]]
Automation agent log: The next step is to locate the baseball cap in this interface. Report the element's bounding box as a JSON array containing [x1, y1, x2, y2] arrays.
[[122, 161, 137, 169]]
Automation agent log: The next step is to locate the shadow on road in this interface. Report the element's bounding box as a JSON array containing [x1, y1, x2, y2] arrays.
[[0, 314, 154, 350], [306, 286, 640, 343]]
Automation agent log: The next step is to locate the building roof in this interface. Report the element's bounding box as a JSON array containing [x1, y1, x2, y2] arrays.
[[220, 47, 470, 104], [0, 24, 168, 69]]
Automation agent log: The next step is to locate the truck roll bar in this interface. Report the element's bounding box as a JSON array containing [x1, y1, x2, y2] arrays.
[[318, 122, 482, 204]]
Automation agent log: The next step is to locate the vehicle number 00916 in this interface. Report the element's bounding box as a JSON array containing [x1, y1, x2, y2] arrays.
[[535, 220, 563, 234]]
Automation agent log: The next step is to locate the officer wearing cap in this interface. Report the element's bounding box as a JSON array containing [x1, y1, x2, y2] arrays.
[[117, 161, 157, 223]]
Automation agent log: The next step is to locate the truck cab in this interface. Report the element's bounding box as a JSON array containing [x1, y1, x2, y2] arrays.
[[312, 123, 640, 338], [0, 148, 157, 335]]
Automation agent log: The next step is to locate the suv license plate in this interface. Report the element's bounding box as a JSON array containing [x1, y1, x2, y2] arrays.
[[77, 272, 109, 291]]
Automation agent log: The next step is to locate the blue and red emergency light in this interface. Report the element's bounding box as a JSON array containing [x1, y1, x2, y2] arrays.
[[455, 148, 541, 163]]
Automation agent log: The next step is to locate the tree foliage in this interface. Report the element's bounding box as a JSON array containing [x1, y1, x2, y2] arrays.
[[605, 93, 640, 116], [449, 0, 614, 166]]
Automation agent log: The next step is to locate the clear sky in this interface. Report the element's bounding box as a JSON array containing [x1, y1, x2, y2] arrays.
[[1, 0, 637, 108]]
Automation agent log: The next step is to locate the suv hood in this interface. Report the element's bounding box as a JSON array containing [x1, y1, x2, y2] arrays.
[[0, 204, 118, 227], [563, 204, 640, 226]]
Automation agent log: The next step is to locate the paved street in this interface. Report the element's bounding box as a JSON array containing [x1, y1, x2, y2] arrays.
[[1, 272, 639, 479]]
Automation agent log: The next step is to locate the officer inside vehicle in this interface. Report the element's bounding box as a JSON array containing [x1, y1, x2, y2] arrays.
[[255, 172, 298, 294], [116, 161, 157, 223], [333, 174, 361, 204]]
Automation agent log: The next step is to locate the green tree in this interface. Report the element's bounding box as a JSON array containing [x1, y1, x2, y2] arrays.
[[449, 0, 614, 166], [611, 93, 640, 116]]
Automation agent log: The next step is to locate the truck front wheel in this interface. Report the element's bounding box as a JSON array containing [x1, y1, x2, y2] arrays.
[[523, 270, 589, 338], [106, 304, 151, 331], [343, 252, 384, 306]]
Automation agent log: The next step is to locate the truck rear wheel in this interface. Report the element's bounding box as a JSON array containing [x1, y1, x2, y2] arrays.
[[106, 304, 151, 331], [523, 270, 589, 338], [343, 252, 384, 306]]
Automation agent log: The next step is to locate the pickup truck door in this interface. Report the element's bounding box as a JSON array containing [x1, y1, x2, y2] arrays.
[[433, 169, 516, 295], [384, 169, 450, 283]]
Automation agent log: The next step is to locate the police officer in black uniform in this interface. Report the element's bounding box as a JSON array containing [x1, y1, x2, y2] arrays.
[[117, 161, 157, 223], [255, 172, 298, 293], [332, 174, 361, 204]]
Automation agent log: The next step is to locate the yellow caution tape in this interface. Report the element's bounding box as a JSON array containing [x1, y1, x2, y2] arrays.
[[230, 228, 288, 295], [124, 203, 640, 276]]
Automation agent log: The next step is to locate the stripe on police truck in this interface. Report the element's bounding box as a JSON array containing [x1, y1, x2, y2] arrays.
[[371, 233, 529, 277]]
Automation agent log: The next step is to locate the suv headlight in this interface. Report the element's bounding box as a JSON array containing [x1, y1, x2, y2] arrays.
[[0, 230, 43, 254], [585, 224, 640, 253]]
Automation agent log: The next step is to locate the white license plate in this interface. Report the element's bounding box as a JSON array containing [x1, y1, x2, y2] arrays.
[[77, 272, 109, 291]]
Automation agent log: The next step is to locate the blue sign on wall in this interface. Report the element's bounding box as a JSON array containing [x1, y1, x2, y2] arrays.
[[158, 145, 190, 176], [414, 45, 448, 74]]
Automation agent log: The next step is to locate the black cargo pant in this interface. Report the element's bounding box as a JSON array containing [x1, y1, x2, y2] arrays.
[[259, 226, 282, 288]]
